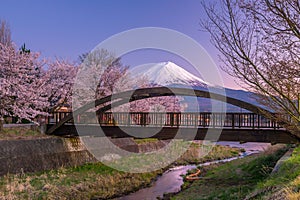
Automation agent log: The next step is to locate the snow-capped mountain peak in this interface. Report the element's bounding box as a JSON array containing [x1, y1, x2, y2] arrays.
[[127, 61, 264, 112], [129, 61, 209, 86]]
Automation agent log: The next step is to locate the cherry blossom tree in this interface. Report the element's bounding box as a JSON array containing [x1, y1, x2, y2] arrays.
[[129, 96, 182, 112], [127, 82, 183, 113], [42, 60, 77, 112], [73, 49, 120, 108], [108, 70, 184, 113], [0, 43, 48, 130], [0, 42, 185, 131], [74, 48, 184, 118]]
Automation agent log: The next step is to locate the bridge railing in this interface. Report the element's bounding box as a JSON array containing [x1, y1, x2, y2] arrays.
[[47, 112, 281, 129]]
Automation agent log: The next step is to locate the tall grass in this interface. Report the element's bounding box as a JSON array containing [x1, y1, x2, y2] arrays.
[[0, 163, 162, 199]]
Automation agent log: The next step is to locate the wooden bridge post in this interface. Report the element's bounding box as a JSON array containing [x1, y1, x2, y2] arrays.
[[252, 113, 255, 129], [231, 113, 235, 129], [257, 114, 260, 129], [176, 113, 180, 127], [170, 113, 174, 127], [140, 113, 147, 126]]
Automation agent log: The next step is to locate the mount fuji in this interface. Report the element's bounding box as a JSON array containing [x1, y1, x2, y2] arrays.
[[129, 61, 261, 112], [129, 61, 209, 87]]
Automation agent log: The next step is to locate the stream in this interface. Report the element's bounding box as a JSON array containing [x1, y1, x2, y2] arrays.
[[115, 142, 271, 200]]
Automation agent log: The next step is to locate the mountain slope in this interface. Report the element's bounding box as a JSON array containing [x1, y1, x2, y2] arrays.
[[129, 61, 264, 111], [129, 61, 209, 86]]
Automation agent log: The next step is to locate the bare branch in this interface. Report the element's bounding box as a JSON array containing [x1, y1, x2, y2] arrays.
[[201, 0, 300, 137]]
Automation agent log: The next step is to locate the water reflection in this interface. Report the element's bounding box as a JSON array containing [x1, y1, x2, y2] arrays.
[[117, 165, 195, 200]]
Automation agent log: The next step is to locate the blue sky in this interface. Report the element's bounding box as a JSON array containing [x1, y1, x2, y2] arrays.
[[0, 0, 241, 89]]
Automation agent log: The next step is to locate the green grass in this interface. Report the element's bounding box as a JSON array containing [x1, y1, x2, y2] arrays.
[[171, 145, 288, 200], [0, 127, 44, 139], [175, 144, 241, 165], [0, 162, 162, 199], [134, 138, 159, 144], [71, 162, 116, 174], [103, 141, 242, 173], [260, 146, 300, 187], [247, 145, 300, 199], [0, 141, 241, 199]]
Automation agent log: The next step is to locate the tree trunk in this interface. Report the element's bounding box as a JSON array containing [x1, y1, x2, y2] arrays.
[[0, 117, 3, 132]]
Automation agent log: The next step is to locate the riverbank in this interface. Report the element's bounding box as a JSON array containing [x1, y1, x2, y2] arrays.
[[168, 144, 291, 200], [0, 142, 240, 199], [247, 145, 300, 199], [0, 126, 47, 140]]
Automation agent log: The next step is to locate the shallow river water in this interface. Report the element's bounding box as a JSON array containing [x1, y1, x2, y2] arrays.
[[116, 142, 271, 200]]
